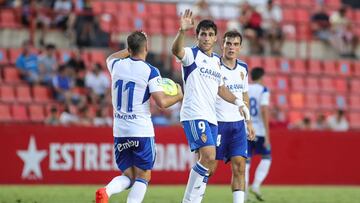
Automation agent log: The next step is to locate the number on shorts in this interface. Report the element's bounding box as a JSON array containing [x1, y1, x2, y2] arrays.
[[198, 121, 206, 133]]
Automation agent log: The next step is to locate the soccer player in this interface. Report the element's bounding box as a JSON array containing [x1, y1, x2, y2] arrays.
[[215, 30, 255, 203], [246, 67, 271, 201], [96, 31, 183, 203], [172, 10, 251, 203]]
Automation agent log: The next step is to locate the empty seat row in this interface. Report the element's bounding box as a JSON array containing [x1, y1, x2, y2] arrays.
[[0, 103, 47, 122], [0, 84, 51, 103]]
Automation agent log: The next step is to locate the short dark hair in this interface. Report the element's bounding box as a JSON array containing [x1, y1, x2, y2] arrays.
[[196, 19, 217, 36], [127, 31, 147, 55], [251, 67, 265, 81], [223, 30, 243, 45]]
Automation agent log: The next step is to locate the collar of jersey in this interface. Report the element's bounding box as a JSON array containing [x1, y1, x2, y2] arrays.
[[129, 57, 144, 62], [196, 46, 214, 57], [220, 57, 237, 71]]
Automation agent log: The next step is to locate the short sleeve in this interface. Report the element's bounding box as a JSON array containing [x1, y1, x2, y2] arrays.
[[260, 89, 270, 106], [106, 58, 120, 73], [181, 47, 195, 67], [148, 66, 163, 93]]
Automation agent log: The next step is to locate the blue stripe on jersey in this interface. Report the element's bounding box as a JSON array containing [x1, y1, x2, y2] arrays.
[[191, 46, 200, 58], [111, 58, 121, 72], [183, 47, 200, 83], [263, 86, 269, 93], [142, 86, 150, 104], [237, 60, 248, 75], [147, 64, 160, 81]]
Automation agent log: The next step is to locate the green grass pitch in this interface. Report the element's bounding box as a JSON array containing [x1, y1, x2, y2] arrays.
[[0, 185, 359, 203]]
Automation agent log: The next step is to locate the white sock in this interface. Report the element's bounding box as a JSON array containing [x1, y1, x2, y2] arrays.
[[245, 163, 250, 197], [127, 178, 148, 203], [252, 159, 271, 192], [233, 190, 245, 203], [105, 175, 131, 197], [182, 162, 209, 203]]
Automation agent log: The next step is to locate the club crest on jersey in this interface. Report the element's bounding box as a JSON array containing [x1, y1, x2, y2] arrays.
[[201, 133, 207, 143], [240, 72, 244, 80]]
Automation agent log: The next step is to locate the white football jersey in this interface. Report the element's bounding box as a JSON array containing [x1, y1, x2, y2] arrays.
[[216, 59, 248, 122], [180, 46, 223, 125], [107, 57, 163, 138], [248, 83, 270, 136]]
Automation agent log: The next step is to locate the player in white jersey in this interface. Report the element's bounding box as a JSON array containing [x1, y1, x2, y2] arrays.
[[215, 30, 255, 203], [96, 31, 183, 203], [172, 10, 251, 203], [246, 67, 271, 201]]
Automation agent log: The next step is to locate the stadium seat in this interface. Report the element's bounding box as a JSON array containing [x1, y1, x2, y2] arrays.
[[279, 58, 291, 74], [89, 50, 106, 67], [337, 60, 352, 77], [319, 77, 334, 93], [319, 94, 335, 110], [292, 59, 307, 75], [288, 110, 303, 124], [15, 85, 32, 103], [163, 18, 179, 35], [290, 76, 305, 92], [305, 93, 319, 109], [0, 9, 19, 28], [349, 95, 360, 111], [28, 104, 45, 122], [3, 67, 21, 83], [290, 92, 304, 109], [0, 48, 9, 65], [134, 2, 146, 17], [118, 1, 134, 16], [297, 0, 314, 8], [322, 60, 337, 76], [351, 61, 360, 77], [11, 104, 29, 122], [116, 16, 132, 33], [8, 48, 22, 64], [349, 112, 360, 129], [103, 1, 119, 15], [305, 76, 320, 92], [335, 95, 347, 109], [307, 59, 322, 75], [334, 78, 348, 93], [296, 9, 310, 24], [99, 14, 113, 33], [349, 79, 360, 94], [248, 56, 263, 69], [274, 93, 289, 109], [280, 0, 297, 7], [146, 3, 162, 17], [263, 76, 275, 90], [90, 1, 103, 15], [32, 86, 51, 103], [282, 7, 296, 23], [327, 0, 341, 8], [0, 103, 11, 122], [163, 3, 178, 18], [0, 85, 15, 103], [262, 57, 279, 74], [275, 75, 289, 92], [146, 18, 163, 35]]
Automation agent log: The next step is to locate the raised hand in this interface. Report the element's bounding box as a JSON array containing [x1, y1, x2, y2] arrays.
[[180, 9, 194, 31]]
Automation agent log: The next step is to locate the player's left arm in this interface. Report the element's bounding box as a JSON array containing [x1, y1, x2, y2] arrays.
[[243, 91, 255, 141], [106, 48, 130, 64]]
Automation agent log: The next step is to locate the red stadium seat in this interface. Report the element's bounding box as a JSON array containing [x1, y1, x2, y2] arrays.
[[319, 77, 334, 93], [116, 16, 132, 33], [146, 18, 163, 35], [262, 76, 275, 90], [305, 76, 320, 92], [0, 48, 9, 65], [290, 76, 305, 92], [288, 110, 303, 124], [296, 9, 310, 24], [292, 59, 307, 75], [103, 1, 119, 15], [146, 3, 162, 17], [99, 14, 114, 33], [297, 0, 314, 8], [163, 18, 179, 35], [308, 59, 322, 75], [334, 78, 347, 93], [163, 3, 177, 18], [305, 93, 319, 109], [349, 95, 360, 111], [0, 103, 11, 122], [134, 2, 146, 17], [290, 92, 304, 109], [282, 7, 296, 23], [118, 1, 134, 16], [90, 1, 103, 15], [275, 75, 289, 92], [327, 0, 341, 8], [280, 0, 297, 7], [274, 93, 289, 109], [262, 57, 278, 74], [8, 48, 22, 64], [32, 86, 51, 103], [322, 60, 337, 76], [248, 56, 263, 69], [337, 60, 352, 77], [0, 9, 19, 28], [279, 58, 290, 74], [319, 94, 335, 110], [11, 104, 29, 122], [349, 112, 360, 129], [352, 61, 360, 77], [0, 85, 15, 102], [15, 85, 32, 103], [3, 67, 21, 83], [28, 104, 45, 122], [89, 50, 106, 67], [350, 79, 360, 94]]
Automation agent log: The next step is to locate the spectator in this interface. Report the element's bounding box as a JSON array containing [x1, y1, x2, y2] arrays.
[[240, 2, 264, 54], [16, 40, 40, 84], [44, 105, 60, 125], [38, 44, 57, 86], [310, 3, 332, 42], [289, 116, 312, 130], [53, 0, 72, 30], [84, 63, 110, 105], [327, 109, 349, 132], [192, 0, 212, 20], [313, 114, 328, 130], [66, 49, 86, 87], [59, 105, 79, 126], [330, 6, 358, 58], [77, 106, 92, 126], [52, 65, 86, 106], [93, 108, 112, 127], [258, 0, 283, 55]]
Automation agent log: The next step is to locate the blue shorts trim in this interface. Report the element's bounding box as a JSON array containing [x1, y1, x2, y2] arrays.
[[247, 136, 271, 158], [216, 121, 248, 163], [182, 120, 218, 152], [114, 137, 156, 172]]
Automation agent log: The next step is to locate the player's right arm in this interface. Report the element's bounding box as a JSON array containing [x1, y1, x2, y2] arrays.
[[106, 48, 130, 64], [151, 84, 183, 108], [171, 9, 194, 60]]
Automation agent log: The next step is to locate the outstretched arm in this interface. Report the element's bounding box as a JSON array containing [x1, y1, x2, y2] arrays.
[[171, 9, 194, 60]]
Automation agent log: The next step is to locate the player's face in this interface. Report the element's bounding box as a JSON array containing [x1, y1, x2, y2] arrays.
[[197, 28, 217, 54], [222, 37, 241, 60]]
